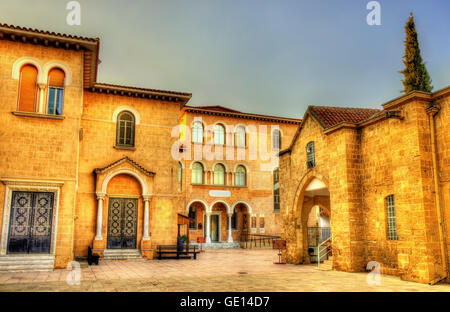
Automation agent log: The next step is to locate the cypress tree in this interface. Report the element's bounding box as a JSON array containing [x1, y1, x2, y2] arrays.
[[400, 12, 433, 93]]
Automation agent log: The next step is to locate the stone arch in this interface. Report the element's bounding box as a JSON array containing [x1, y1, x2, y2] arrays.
[[231, 201, 253, 214], [208, 199, 231, 214], [112, 106, 141, 125], [288, 170, 330, 264], [101, 169, 149, 195], [43, 61, 73, 86], [12, 57, 44, 83], [185, 199, 208, 213]]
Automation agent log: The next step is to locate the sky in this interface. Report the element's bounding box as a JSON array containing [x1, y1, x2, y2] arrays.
[[0, 0, 449, 118]]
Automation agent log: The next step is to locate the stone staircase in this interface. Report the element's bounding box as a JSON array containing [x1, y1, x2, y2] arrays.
[[0, 255, 55, 272], [103, 249, 143, 260], [318, 256, 334, 271]]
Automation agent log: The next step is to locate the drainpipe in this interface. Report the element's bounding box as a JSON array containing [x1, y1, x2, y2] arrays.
[[426, 104, 448, 285]]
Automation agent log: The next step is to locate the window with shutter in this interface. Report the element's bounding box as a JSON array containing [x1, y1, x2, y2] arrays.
[[18, 65, 38, 112]]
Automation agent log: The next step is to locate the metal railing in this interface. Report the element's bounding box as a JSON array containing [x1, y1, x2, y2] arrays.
[[240, 233, 281, 249], [317, 237, 332, 269], [307, 227, 331, 246]]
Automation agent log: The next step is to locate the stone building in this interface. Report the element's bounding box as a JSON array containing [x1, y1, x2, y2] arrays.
[[178, 106, 299, 247], [279, 88, 450, 284], [0, 24, 299, 271]]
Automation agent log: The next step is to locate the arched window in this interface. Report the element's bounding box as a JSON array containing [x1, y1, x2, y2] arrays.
[[235, 126, 246, 148], [18, 64, 38, 112], [116, 111, 135, 147], [306, 142, 315, 168], [192, 121, 204, 144], [47, 68, 65, 115], [213, 163, 225, 185], [272, 129, 281, 150], [192, 162, 204, 184], [214, 124, 225, 145], [235, 165, 246, 186]]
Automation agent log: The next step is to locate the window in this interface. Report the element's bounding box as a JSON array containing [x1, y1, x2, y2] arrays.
[[273, 168, 280, 211], [228, 209, 238, 230], [386, 195, 398, 240], [214, 163, 225, 185], [178, 162, 183, 183], [235, 126, 246, 147], [272, 129, 281, 150], [192, 162, 204, 184], [214, 124, 225, 145], [116, 111, 136, 147], [306, 142, 315, 169], [18, 64, 38, 112], [188, 206, 197, 230], [192, 121, 204, 144], [46, 68, 65, 115], [235, 165, 246, 186]]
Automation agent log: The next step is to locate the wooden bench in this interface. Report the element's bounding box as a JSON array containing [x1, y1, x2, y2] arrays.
[[87, 246, 100, 265], [156, 245, 200, 260]]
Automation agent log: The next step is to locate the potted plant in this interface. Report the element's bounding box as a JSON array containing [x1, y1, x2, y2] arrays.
[[178, 234, 187, 252]]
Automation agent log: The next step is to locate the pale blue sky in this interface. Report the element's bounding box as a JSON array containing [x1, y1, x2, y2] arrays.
[[1, 0, 449, 118]]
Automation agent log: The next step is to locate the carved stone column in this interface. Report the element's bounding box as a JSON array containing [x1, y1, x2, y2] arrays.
[[142, 195, 152, 240]]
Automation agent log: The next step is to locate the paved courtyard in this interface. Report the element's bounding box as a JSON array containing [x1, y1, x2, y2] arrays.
[[0, 249, 449, 292]]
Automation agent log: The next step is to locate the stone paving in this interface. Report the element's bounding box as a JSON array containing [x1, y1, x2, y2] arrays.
[[0, 249, 449, 292]]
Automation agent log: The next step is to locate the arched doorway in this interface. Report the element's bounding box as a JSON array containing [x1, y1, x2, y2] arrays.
[[105, 174, 141, 249], [231, 201, 253, 242], [297, 177, 331, 264], [185, 200, 207, 244]]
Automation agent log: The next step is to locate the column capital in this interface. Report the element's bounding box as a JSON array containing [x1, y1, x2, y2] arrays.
[[96, 192, 106, 200], [426, 104, 440, 117], [142, 194, 152, 202], [227, 212, 234, 217], [206, 212, 212, 217], [38, 83, 46, 90]]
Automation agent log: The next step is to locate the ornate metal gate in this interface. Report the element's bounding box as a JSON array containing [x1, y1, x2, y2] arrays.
[[7, 192, 54, 254], [107, 198, 137, 249]]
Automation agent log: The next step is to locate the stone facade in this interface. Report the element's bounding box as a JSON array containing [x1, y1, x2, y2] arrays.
[[280, 90, 450, 284], [0, 24, 299, 270]]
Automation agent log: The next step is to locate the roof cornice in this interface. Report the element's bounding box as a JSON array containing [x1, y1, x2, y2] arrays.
[[0, 23, 100, 88], [182, 107, 302, 124]]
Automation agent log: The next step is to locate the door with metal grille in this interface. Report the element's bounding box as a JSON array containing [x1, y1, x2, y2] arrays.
[[7, 192, 54, 254], [107, 198, 137, 249]]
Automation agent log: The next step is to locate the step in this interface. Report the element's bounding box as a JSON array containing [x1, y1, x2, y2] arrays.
[[190, 242, 241, 249], [0, 255, 54, 272], [103, 249, 142, 260]]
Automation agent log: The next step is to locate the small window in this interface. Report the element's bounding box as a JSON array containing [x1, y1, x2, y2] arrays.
[[214, 124, 225, 145], [235, 126, 246, 148], [214, 163, 225, 185], [272, 129, 281, 150], [47, 68, 65, 115], [192, 121, 204, 144], [273, 168, 280, 211], [192, 162, 204, 184], [178, 162, 183, 183], [116, 111, 136, 147], [188, 206, 197, 230], [306, 142, 315, 169], [386, 195, 398, 240], [235, 165, 246, 186], [18, 64, 38, 112]]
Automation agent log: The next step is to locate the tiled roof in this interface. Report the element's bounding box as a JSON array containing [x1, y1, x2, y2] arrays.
[[0, 23, 99, 42], [183, 105, 302, 124], [309, 106, 380, 129]]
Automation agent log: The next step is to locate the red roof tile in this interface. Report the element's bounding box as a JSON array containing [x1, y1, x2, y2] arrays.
[[194, 105, 242, 113], [309, 106, 380, 129]]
